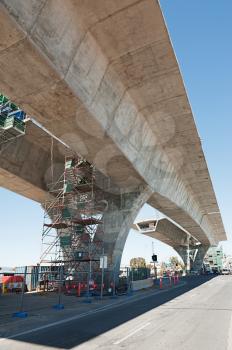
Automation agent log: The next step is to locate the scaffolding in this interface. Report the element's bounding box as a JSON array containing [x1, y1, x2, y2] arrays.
[[40, 155, 108, 286], [0, 93, 27, 145]]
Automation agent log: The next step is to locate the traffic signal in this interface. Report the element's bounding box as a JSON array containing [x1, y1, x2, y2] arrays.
[[152, 254, 157, 262]]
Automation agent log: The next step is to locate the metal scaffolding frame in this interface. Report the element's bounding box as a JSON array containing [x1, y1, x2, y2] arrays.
[[0, 93, 27, 146], [40, 155, 108, 285]]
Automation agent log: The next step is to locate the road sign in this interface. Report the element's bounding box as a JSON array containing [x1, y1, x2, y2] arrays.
[[100, 255, 107, 269]]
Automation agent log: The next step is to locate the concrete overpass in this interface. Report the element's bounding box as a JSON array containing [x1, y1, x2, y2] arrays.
[[133, 218, 208, 271], [0, 0, 226, 272]]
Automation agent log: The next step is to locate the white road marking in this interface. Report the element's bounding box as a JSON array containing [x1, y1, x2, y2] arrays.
[[0, 284, 184, 343], [113, 322, 151, 345], [0, 282, 186, 344], [0, 302, 122, 343]]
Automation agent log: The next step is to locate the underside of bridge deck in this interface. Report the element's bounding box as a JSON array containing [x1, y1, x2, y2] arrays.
[[0, 0, 226, 275]]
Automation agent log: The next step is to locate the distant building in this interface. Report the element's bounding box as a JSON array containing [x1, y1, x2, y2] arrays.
[[222, 256, 232, 271], [204, 246, 224, 272]]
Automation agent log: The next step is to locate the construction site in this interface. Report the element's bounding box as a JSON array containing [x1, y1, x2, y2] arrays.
[[0, 93, 224, 300], [0, 92, 123, 300], [40, 154, 114, 296], [0, 1, 230, 349]]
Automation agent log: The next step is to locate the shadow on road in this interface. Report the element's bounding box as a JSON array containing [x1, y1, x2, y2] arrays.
[[2, 275, 218, 349]]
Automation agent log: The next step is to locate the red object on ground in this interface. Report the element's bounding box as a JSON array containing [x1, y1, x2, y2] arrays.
[[77, 283, 81, 297], [2, 276, 24, 284], [159, 277, 163, 289]]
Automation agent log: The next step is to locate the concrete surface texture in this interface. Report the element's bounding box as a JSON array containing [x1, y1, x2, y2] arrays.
[[0, 276, 231, 350], [0, 1, 226, 259]]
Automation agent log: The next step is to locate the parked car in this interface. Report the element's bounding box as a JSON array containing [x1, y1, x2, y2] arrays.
[[222, 269, 230, 275]]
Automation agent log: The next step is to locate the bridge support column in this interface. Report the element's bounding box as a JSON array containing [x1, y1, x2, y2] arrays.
[[175, 246, 188, 269], [192, 245, 209, 273], [96, 186, 152, 283]]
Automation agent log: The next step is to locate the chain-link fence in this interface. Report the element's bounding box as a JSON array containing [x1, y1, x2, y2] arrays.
[[0, 265, 182, 318], [0, 266, 121, 316]]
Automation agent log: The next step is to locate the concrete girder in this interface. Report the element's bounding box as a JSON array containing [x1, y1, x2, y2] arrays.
[[0, 1, 226, 251], [133, 218, 207, 272], [133, 218, 199, 250], [133, 218, 197, 248]]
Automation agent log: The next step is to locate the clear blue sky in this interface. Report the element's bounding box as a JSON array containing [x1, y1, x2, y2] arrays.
[[1, 1, 232, 267]]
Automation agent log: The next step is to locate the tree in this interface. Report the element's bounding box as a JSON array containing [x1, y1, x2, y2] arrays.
[[169, 256, 179, 267], [130, 257, 146, 268], [169, 256, 184, 270]]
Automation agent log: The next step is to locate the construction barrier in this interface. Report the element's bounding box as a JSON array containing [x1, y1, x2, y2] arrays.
[[155, 274, 181, 289], [1, 275, 24, 293], [131, 278, 154, 291]]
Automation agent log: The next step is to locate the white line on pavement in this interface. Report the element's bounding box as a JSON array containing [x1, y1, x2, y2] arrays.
[[0, 282, 185, 343], [113, 322, 151, 345], [0, 301, 122, 343]]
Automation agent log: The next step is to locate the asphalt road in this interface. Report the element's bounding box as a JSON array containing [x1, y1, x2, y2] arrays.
[[1, 275, 232, 350]]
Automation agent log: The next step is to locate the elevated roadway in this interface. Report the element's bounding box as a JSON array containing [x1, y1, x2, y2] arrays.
[[133, 218, 208, 270], [0, 0, 226, 271]]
